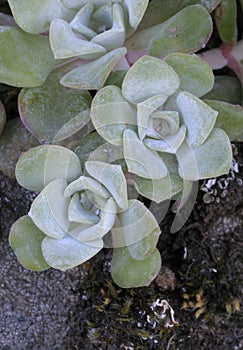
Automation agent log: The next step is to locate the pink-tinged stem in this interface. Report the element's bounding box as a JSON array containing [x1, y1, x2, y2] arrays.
[[221, 42, 243, 85]]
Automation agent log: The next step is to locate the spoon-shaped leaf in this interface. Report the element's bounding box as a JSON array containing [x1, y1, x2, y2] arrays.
[[16, 145, 82, 192], [0, 26, 56, 87], [91, 85, 137, 146], [29, 179, 70, 239], [204, 100, 243, 142], [123, 129, 168, 179], [61, 47, 127, 90], [50, 18, 106, 59], [214, 0, 237, 43], [9, 215, 50, 271], [122, 55, 180, 103], [85, 161, 128, 210], [8, 0, 75, 34], [164, 53, 214, 97], [42, 235, 103, 271], [111, 246, 161, 288], [176, 91, 218, 148], [18, 65, 92, 143]]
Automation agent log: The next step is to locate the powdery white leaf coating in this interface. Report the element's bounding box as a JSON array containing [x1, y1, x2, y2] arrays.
[[85, 161, 128, 210], [16, 145, 82, 192], [123, 129, 168, 179], [42, 235, 103, 270], [122, 56, 180, 104], [176, 91, 218, 148], [29, 179, 70, 239]]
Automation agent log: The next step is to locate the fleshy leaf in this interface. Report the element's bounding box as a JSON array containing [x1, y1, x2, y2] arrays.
[[18, 65, 92, 143], [64, 175, 110, 198], [204, 100, 243, 142], [16, 145, 82, 192], [111, 246, 161, 288], [61, 47, 127, 90], [164, 53, 214, 97], [122, 55, 180, 103], [69, 197, 117, 241], [112, 199, 160, 259], [214, 0, 237, 43], [124, 0, 149, 29], [91, 3, 126, 51], [50, 18, 106, 59], [42, 235, 103, 271], [8, 0, 75, 34], [137, 95, 169, 140], [176, 91, 218, 148], [91, 85, 137, 146], [85, 161, 128, 210], [139, 0, 221, 30], [177, 128, 232, 180], [29, 179, 70, 239], [0, 26, 56, 87], [144, 125, 186, 154], [134, 153, 183, 203], [126, 5, 212, 57], [9, 216, 50, 271], [202, 76, 242, 105], [123, 129, 168, 179], [0, 100, 6, 135], [68, 193, 100, 224], [0, 119, 39, 178]]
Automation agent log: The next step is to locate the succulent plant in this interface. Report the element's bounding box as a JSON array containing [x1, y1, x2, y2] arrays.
[[10, 144, 162, 287], [1, 1, 243, 289], [91, 54, 233, 204]]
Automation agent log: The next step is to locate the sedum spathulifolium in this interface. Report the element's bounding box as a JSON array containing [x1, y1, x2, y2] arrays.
[[91, 54, 232, 205], [10, 145, 161, 288]]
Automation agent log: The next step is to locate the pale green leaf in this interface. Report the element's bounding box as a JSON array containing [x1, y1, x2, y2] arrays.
[[0, 26, 56, 87], [214, 0, 237, 43], [134, 153, 183, 203], [64, 175, 110, 198], [50, 18, 106, 59], [85, 161, 128, 210], [144, 125, 186, 153], [126, 5, 213, 57], [123, 129, 168, 179], [112, 199, 160, 260], [122, 55, 180, 103], [61, 47, 127, 89], [91, 3, 126, 51], [124, 0, 149, 28], [177, 128, 232, 180], [176, 91, 218, 148], [0, 119, 39, 178], [18, 65, 92, 143], [139, 0, 221, 30], [164, 53, 214, 97], [91, 85, 137, 146], [42, 235, 103, 270], [111, 246, 161, 288], [204, 100, 243, 142], [69, 197, 117, 241], [16, 145, 82, 192], [29, 179, 70, 239], [8, 0, 75, 34], [9, 215, 50, 271], [68, 193, 100, 224]]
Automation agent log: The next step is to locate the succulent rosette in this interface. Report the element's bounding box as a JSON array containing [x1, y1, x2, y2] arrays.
[[91, 54, 233, 204], [10, 145, 161, 287], [5, 0, 148, 90]]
